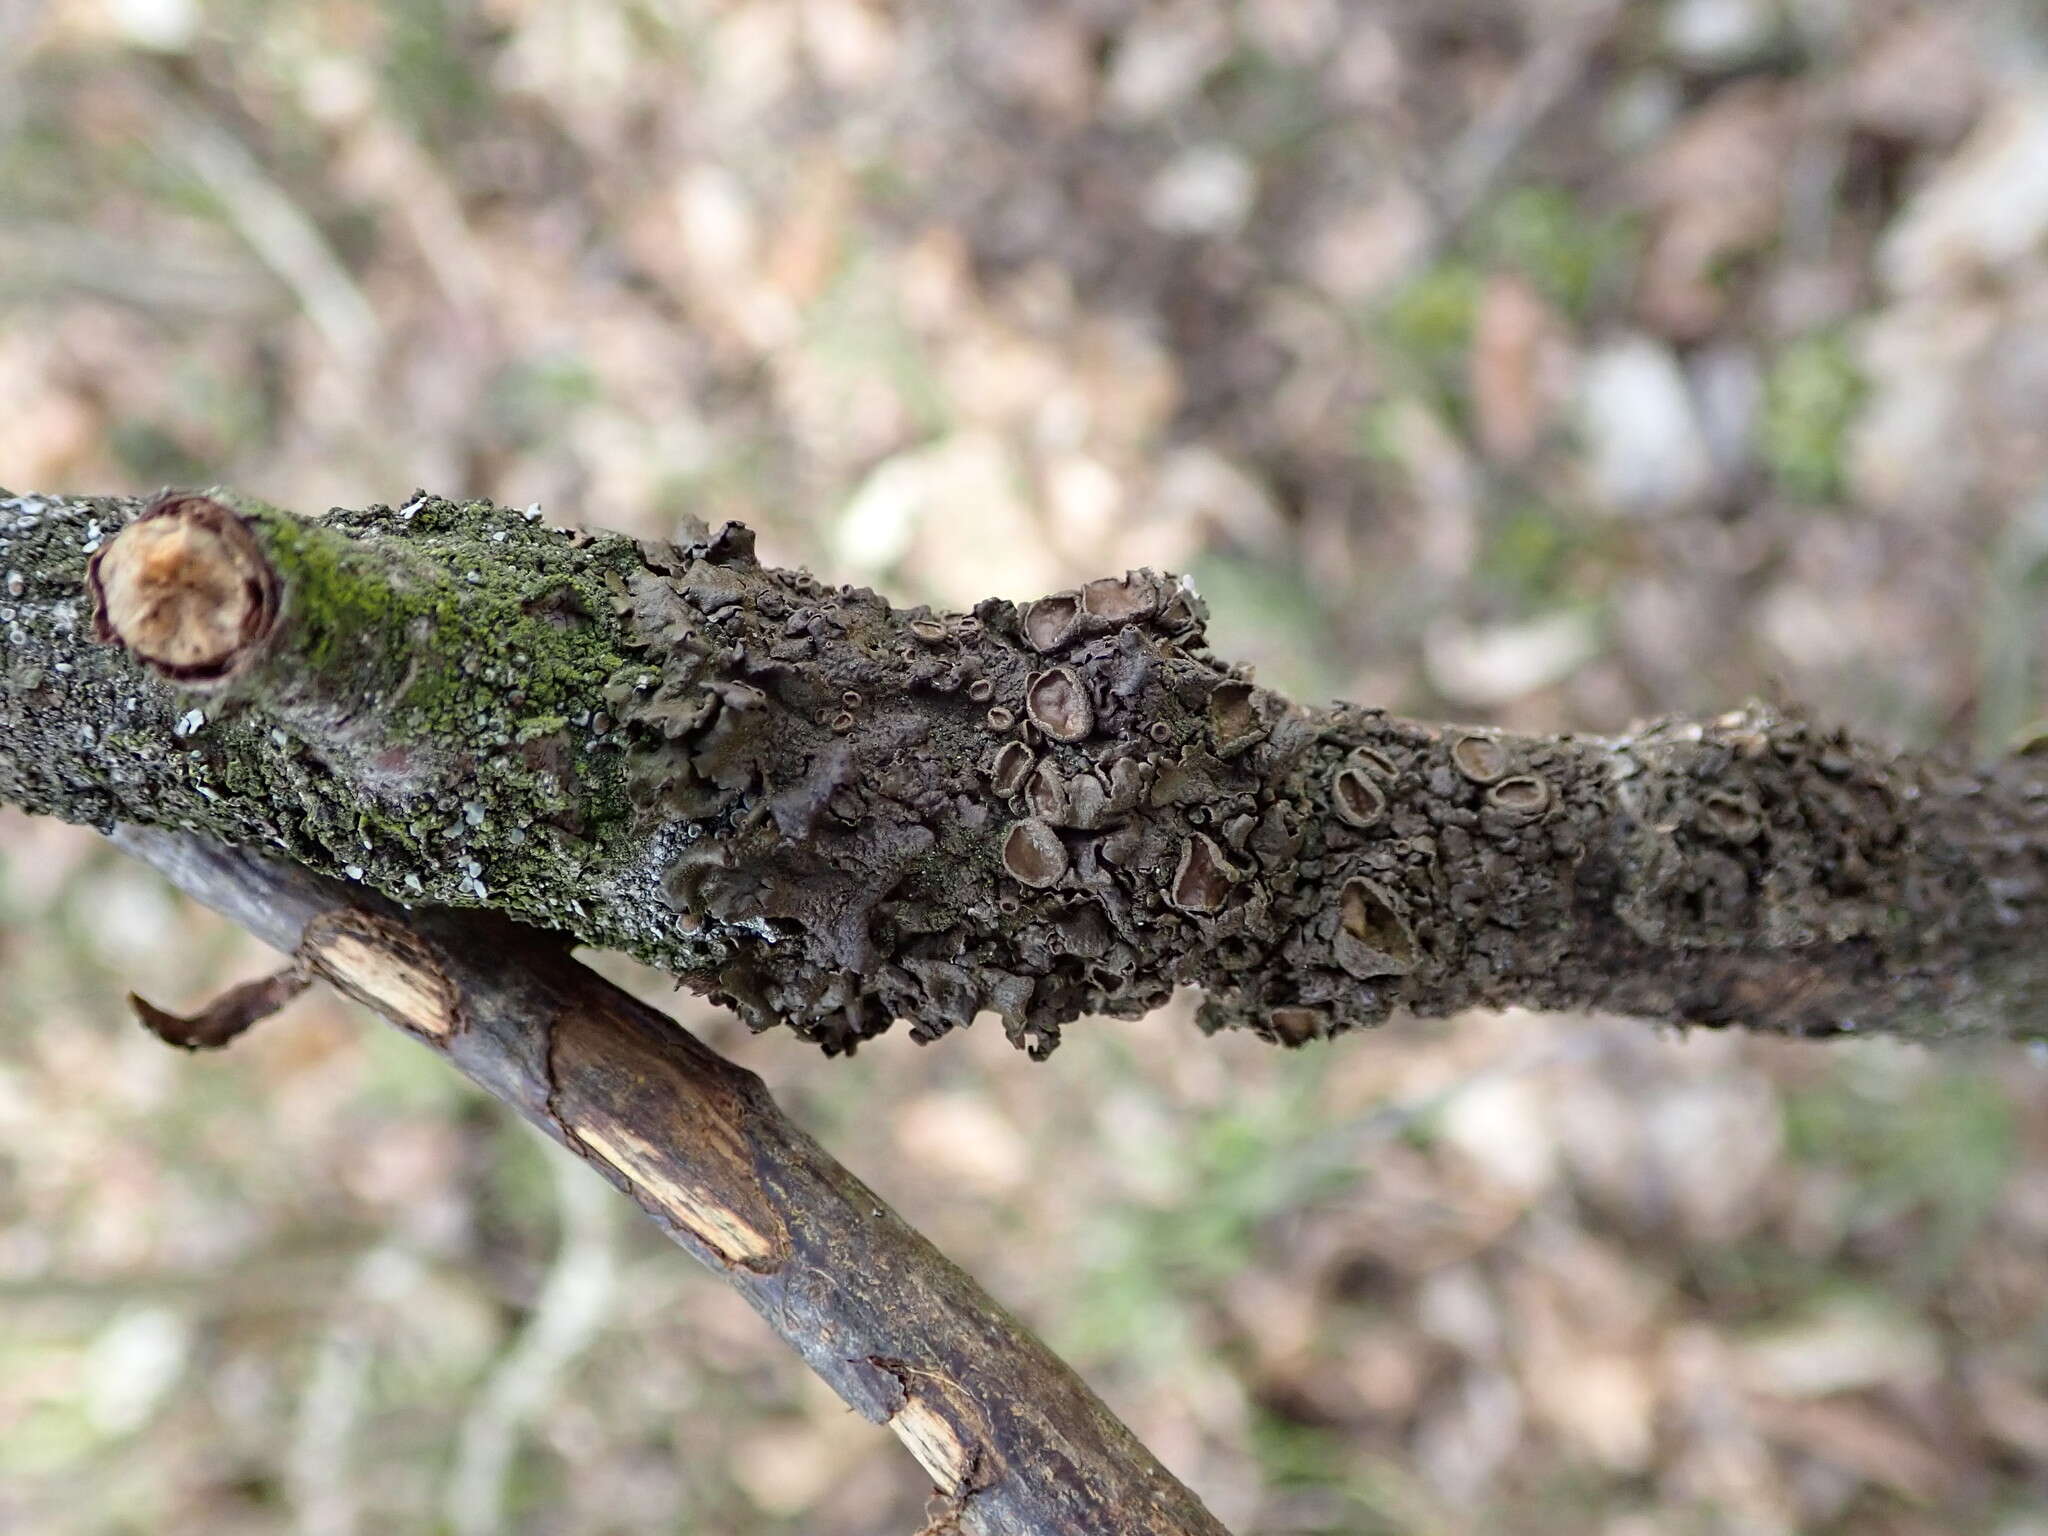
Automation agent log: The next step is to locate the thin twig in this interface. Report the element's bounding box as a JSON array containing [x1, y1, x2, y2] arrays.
[[445, 1144, 618, 1536], [111, 824, 1233, 1536], [289, 1245, 406, 1536], [1436, 0, 1625, 234], [146, 87, 383, 372]]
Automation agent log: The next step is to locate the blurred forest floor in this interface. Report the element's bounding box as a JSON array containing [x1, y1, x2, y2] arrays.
[[4, 1, 2048, 1532]]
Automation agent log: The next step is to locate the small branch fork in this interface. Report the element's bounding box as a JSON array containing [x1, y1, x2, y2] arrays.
[[112, 825, 1231, 1536]]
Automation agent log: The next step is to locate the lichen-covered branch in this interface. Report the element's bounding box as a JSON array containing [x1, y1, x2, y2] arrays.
[[111, 825, 1230, 1536], [6, 487, 2048, 1054]]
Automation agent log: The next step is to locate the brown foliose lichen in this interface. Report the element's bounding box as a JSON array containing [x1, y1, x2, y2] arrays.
[[601, 520, 1510, 1054]]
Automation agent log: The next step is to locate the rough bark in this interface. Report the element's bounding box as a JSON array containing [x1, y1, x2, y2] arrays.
[[7, 486, 2048, 1055], [111, 824, 1229, 1536]]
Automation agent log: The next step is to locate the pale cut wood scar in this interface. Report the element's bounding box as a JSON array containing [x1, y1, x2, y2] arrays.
[[301, 910, 464, 1039]]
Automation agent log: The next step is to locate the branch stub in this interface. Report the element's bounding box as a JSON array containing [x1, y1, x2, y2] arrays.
[[87, 493, 279, 684]]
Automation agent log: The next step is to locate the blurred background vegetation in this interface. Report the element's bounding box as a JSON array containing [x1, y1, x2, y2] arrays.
[[4, 1, 2048, 1532]]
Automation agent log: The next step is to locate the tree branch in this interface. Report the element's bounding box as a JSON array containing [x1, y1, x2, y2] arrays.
[[6, 486, 2047, 1054], [110, 823, 1231, 1536]]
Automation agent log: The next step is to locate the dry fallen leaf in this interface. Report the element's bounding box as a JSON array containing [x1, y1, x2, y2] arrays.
[[1636, 80, 1798, 339]]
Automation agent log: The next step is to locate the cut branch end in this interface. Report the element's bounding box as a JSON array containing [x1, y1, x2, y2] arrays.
[[88, 493, 279, 683]]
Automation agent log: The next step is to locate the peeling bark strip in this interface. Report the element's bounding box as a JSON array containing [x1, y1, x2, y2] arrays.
[[112, 826, 1232, 1536], [7, 486, 2048, 1053]]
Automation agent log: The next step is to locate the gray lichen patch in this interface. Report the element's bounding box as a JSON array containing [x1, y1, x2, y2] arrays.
[[1604, 709, 1914, 954]]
